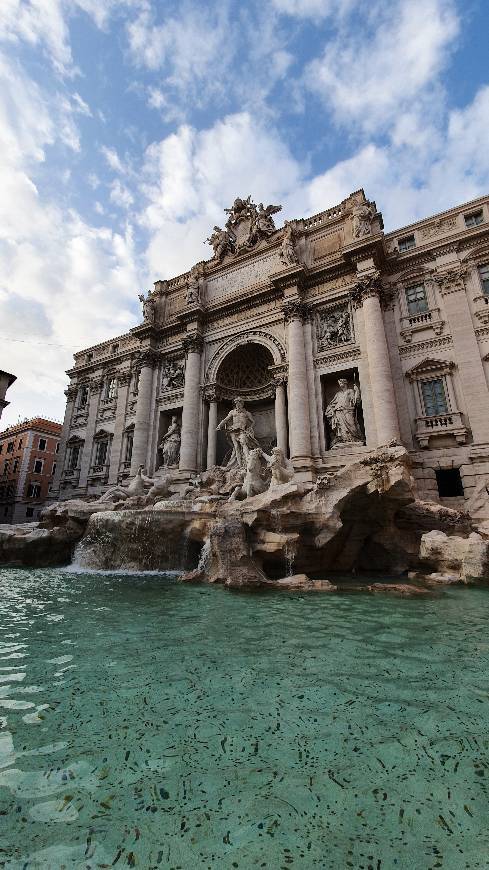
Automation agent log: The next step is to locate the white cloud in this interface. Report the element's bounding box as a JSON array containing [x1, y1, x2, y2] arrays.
[[139, 112, 304, 277], [100, 145, 125, 173], [306, 0, 459, 133], [306, 84, 489, 229], [110, 179, 134, 209], [0, 54, 141, 426], [272, 0, 355, 18]]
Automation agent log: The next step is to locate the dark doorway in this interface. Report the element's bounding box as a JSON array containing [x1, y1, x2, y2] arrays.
[[435, 468, 464, 498]]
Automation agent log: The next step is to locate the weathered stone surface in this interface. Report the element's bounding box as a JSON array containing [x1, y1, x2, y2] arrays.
[[0, 521, 81, 567], [366, 583, 433, 597], [261, 574, 337, 591], [420, 529, 489, 583]]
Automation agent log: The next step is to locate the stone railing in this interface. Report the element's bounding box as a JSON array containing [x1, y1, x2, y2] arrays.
[[61, 468, 80, 485], [400, 307, 444, 343], [415, 411, 467, 448], [87, 464, 110, 484]]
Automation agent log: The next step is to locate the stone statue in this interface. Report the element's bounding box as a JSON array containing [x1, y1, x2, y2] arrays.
[[161, 360, 184, 391], [229, 448, 268, 500], [216, 396, 261, 469], [186, 264, 202, 306], [280, 221, 299, 267], [138, 290, 156, 324], [253, 202, 282, 237], [352, 200, 375, 239], [206, 197, 284, 260], [325, 379, 363, 447], [159, 416, 181, 467], [268, 447, 295, 487], [206, 226, 233, 262]]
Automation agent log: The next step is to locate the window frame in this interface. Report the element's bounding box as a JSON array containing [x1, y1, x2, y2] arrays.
[[464, 210, 483, 229], [398, 234, 416, 252], [33, 459, 44, 474]]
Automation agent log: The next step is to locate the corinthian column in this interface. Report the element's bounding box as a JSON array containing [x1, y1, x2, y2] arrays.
[[79, 378, 103, 489], [130, 350, 159, 475], [353, 275, 400, 446], [179, 335, 203, 473], [204, 385, 219, 469], [284, 301, 312, 465], [273, 375, 288, 455], [108, 371, 131, 484], [51, 384, 77, 496]]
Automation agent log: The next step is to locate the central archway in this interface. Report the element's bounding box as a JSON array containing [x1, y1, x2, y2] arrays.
[[214, 342, 277, 465], [216, 342, 274, 400]]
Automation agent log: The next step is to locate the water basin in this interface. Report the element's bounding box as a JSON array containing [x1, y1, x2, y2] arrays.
[[0, 568, 488, 868]]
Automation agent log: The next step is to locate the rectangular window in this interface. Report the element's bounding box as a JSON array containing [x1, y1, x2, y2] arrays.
[[479, 263, 489, 297], [38, 438, 46, 451], [125, 434, 133, 463], [106, 378, 117, 401], [0, 445, 2, 453], [421, 378, 449, 417], [6, 441, 14, 453], [398, 234, 416, 252], [13, 459, 19, 473], [78, 385, 89, 409], [3, 461, 9, 477], [52, 462, 57, 476], [33, 459, 44, 474], [405, 284, 428, 316], [56, 442, 60, 453], [26, 507, 34, 518], [464, 210, 483, 228], [68, 445, 80, 471], [27, 483, 42, 498], [95, 440, 108, 466]]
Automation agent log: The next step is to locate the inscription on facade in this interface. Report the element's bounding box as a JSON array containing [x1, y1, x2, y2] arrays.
[[206, 251, 282, 302]]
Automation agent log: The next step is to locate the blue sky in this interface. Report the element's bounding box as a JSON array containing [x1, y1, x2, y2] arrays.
[[1, 0, 489, 426]]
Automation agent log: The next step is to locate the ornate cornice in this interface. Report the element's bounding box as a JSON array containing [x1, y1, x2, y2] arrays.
[[313, 346, 361, 369], [398, 335, 453, 357], [182, 334, 204, 355], [64, 385, 78, 400], [283, 300, 311, 323]]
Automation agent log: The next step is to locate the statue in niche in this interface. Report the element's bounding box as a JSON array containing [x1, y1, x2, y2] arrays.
[[159, 416, 181, 467], [161, 359, 184, 391], [280, 221, 299, 267], [186, 264, 202, 306], [318, 306, 352, 347], [325, 378, 364, 447], [216, 396, 261, 469], [352, 199, 375, 239], [138, 290, 156, 324]]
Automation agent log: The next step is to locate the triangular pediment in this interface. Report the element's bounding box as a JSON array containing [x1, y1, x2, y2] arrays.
[[93, 428, 111, 440], [405, 357, 454, 380]]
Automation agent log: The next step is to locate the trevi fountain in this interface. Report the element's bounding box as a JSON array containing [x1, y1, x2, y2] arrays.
[[2, 191, 489, 867]]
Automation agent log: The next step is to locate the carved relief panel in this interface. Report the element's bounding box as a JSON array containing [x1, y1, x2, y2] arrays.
[[316, 301, 353, 351]]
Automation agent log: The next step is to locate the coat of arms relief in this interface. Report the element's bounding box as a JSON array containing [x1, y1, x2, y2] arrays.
[[206, 196, 282, 262]]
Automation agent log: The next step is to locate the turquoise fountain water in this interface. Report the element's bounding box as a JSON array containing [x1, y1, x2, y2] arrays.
[[0, 568, 489, 869]]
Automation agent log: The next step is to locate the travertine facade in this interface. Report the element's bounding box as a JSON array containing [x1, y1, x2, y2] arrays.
[[51, 190, 489, 513]]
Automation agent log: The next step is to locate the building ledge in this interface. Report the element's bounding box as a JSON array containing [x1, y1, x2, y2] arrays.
[[415, 412, 467, 448]]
